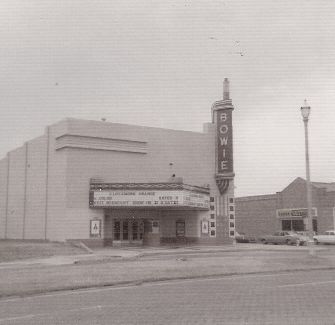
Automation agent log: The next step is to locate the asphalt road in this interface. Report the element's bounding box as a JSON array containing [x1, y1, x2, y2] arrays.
[[1, 269, 335, 325]]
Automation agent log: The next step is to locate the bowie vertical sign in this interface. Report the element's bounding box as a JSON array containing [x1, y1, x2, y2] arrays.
[[216, 108, 233, 174]]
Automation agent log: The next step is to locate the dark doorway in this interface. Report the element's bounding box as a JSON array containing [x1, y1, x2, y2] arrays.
[[176, 220, 185, 238]]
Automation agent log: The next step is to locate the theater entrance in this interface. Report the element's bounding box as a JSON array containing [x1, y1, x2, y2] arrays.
[[112, 219, 144, 245]]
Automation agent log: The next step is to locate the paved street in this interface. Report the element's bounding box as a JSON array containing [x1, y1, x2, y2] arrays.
[[1, 269, 335, 325]]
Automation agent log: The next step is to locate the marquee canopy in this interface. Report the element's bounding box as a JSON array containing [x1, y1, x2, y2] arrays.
[[89, 182, 210, 210]]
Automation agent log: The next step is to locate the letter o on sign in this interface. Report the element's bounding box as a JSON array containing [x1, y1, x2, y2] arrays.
[[219, 125, 228, 134]]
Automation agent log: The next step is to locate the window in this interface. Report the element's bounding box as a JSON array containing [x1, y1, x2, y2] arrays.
[[282, 220, 291, 231], [210, 197, 215, 202], [230, 230, 235, 236], [211, 230, 216, 236], [230, 222, 234, 228], [211, 222, 215, 228], [229, 206, 234, 211], [210, 213, 215, 219], [210, 206, 215, 210], [229, 198, 234, 204], [229, 214, 234, 219]]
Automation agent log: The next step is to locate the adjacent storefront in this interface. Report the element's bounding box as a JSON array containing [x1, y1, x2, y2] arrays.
[[276, 207, 318, 232], [236, 177, 335, 238]]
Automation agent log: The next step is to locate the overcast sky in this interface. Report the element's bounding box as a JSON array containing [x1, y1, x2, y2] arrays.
[[0, 0, 334, 197]]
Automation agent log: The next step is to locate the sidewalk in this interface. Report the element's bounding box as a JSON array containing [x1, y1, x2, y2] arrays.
[[0, 243, 323, 268], [0, 244, 333, 299]]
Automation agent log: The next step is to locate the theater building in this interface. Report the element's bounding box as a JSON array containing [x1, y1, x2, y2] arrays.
[[235, 177, 335, 238], [0, 80, 237, 247]]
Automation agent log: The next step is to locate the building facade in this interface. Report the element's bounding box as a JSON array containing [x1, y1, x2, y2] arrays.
[[236, 177, 335, 238], [0, 80, 237, 247]]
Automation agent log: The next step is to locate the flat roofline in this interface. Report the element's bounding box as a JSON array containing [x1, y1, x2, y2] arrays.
[[56, 117, 209, 136]]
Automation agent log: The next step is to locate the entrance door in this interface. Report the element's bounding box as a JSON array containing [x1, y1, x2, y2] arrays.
[[113, 219, 143, 244], [176, 220, 186, 243], [114, 220, 121, 240], [131, 220, 144, 241], [122, 220, 129, 242]]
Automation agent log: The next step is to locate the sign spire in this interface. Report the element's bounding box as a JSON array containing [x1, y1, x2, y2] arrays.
[[223, 78, 230, 100]]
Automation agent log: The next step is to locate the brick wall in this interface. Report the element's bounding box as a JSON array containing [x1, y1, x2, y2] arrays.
[[317, 190, 335, 233], [236, 178, 335, 237], [235, 194, 277, 238]]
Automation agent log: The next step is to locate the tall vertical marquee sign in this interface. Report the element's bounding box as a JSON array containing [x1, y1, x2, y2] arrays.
[[213, 78, 235, 195]]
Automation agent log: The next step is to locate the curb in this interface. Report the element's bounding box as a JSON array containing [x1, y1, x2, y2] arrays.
[[66, 247, 324, 265], [136, 247, 325, 258]]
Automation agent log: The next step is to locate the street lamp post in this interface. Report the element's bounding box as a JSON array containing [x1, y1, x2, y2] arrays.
[[300, 99, 315, 255]]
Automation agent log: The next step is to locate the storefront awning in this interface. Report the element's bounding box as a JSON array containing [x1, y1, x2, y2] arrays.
[[89, 182, 210, 210]]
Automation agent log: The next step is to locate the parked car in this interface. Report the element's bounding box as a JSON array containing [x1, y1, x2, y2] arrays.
[[296, 231, 311, 243], [235, 232, 256, 243], [313, 230, 335, 245], [259, 231, 307, 245]]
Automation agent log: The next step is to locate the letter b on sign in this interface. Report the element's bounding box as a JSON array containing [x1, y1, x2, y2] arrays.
[[220, 113, 227, 122]]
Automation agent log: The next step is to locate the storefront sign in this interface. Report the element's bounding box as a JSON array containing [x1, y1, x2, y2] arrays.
[[276, 208, 317, 219], [216, 109, 233, 174], [90, 189, 210, 209]]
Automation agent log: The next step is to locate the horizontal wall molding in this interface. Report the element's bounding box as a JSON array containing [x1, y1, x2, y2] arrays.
[[55, 134, 148, 154]]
